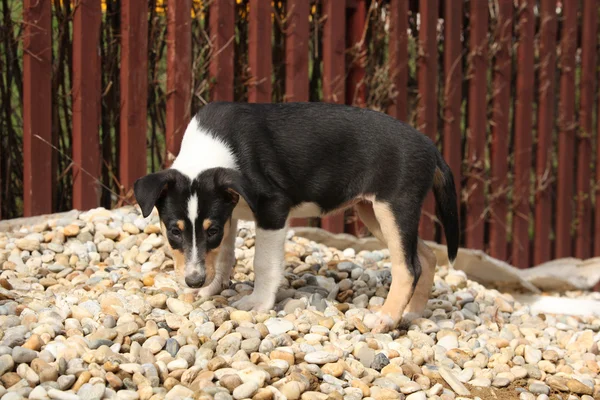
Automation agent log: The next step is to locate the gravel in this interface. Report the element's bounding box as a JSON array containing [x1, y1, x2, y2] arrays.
[[0, 205, 599, 399]]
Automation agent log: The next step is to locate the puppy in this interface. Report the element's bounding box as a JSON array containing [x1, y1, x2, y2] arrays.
[[134, 101, 459, 332]]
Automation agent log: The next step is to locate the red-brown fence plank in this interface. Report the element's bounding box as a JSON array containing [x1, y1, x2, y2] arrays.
[[575, 0, 597, 259], [595, 25, 600, 256], [248, 0, 272, 103], [209, 0, 235, 101], [417, 0, 438, 242], [387, 0, 408, 121], [72, 0, 101, 211], [489, 0, 512, 261], [345, 0, 367, 237], [285, 0, 309, 103], [166, 0, 192, 165], [465, 0, 488, 251], [555, 0, 578, 258], [120, 0, 148, 191], [346, 0, 366, 108], [321, 0, 346, 233], [534, 0, 557, 265], [285, 0, 310, 228], [442, 0, 463, 244], [512, 0, 535, 269], [23, 0, 52, 217]]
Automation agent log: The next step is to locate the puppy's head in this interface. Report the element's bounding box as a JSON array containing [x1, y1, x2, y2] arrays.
[[133, 167, 255, 288]]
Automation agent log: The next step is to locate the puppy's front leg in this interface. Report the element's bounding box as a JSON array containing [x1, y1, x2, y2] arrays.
[[197, 219, 239, 299], [231, 226, 287, 312]]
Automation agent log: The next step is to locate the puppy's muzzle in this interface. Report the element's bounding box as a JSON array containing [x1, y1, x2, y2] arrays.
[[185, 270, 205, 288]]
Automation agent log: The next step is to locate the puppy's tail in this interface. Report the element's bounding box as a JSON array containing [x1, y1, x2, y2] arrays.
[[432, 153, 460, 264]]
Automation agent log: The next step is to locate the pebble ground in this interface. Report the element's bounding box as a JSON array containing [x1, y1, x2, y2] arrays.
[[0, 206, 599, 400]]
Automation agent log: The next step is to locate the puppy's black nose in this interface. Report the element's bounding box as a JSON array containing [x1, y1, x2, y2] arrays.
[[185, 274, 205, 288]]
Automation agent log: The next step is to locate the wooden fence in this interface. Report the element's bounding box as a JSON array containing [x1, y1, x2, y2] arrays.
[[4, 0, 600, 269]]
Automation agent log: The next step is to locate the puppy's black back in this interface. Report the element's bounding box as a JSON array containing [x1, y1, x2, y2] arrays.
[[195, 102, 438, 209]]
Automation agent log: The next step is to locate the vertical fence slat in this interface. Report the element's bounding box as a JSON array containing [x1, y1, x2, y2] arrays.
[[344, 0, 367, 237], [248, 0, 272, 103], [595, 18, 600, 256], [442, 0, 463, 244], [387, 0, 408, 121], [346, 0, 366, 109], [23, 0, 52, 217], [209, 0, 235, 101], [286, 0, 310, 228], [285, 0, 309, 103], [555, 0, 577, 258], [120, 0, 148, 191], [417, 0, 438, 242], [575, 0, 597, 259], [534, 0, 557, 265], [72, 0, 101, 211], [465, 0, 488, 250], [321, 0, 346, 233], [490, 0, 512, 261], [512, 0, 535, 269], [166, 0, 192, 165]]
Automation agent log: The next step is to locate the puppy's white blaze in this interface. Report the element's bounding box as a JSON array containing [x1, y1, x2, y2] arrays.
[[171, 117, 238, 179], [187, 194, 199, 265]]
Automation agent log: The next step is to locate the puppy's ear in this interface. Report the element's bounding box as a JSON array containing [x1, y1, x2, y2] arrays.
[[214, 168, 257, 215], [133, 170, 175, 218]]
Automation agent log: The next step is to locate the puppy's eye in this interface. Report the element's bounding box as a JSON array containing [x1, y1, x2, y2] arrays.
[[170, 227, 182, 237], [207, 227, 219, 237]]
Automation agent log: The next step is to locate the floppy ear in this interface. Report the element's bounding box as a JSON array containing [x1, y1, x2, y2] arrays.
[[133, 170, 175, 218], [214, 168, 257, 215]]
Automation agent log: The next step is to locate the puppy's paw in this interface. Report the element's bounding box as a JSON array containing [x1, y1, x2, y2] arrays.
[[231, 293, 274, 312], [370, 311, 397, 334], [196, 284, 221, 299]]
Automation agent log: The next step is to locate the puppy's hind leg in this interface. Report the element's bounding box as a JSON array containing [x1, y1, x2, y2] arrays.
[[401, 238, 436, 325], [370, 199, 421, 333], [356, 202, 436, 325]]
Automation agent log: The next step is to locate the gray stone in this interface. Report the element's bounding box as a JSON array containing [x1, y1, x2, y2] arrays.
[[371, 352, 390, 371], [528, 383, 550, 395], [78, 383, 106, 400], [0, 354, 14, 375], [165, 338, 179, 357], [12, 347, 37, 364]]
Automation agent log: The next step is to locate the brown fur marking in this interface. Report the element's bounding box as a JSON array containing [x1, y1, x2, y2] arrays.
[[433, 166, 445, 187], [203, 219, 212, 230], [204, 219, 231, 285], [371, 200, 415, 326], [177, 220, 185, 230], [403, 239, 436, 318]]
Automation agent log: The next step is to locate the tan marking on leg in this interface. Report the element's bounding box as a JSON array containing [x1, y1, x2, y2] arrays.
[[356, 202, 435, 323], [321, 198, 362, 217], [371, 200, 416, 332], [355, 201, 386, 245], [203, 219, 212, 230], [203, 219, 231, 286], [403, 238, 436, 322], [172, 249, 185, 278], [176, 220, 185, 230], [161, 221, 186, 281]]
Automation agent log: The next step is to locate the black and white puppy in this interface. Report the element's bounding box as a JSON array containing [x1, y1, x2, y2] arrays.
[[134, 101, 459, 332]]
